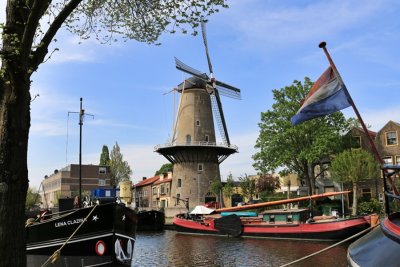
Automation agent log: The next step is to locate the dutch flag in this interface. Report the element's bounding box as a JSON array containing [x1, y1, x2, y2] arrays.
[[291, 66, 352, 125]]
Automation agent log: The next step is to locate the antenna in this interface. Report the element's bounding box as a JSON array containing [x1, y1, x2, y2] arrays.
[[67, 98, 94, 207]]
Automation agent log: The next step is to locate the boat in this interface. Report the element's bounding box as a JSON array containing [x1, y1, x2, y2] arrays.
[[26, 98, 137, 266], [26, 202, 137, 266], [347, 165, 400, 266], [173, 192, 372, 241], [137, 210, 165, 231]]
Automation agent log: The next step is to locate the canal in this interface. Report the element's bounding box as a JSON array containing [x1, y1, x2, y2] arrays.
[[131, 230, 349, 267]]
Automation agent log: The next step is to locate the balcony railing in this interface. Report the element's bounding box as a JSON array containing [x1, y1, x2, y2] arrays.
[[154, 141, 238, 151]]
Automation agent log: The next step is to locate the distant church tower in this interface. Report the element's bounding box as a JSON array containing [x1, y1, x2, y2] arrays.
[[155, 77, 239, 210]]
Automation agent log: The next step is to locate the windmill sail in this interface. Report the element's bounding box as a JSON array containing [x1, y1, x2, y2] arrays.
[[174, 19, 241, 146]]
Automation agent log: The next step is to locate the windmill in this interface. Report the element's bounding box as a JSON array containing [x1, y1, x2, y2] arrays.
[[174, 20, 241, 146], [155, 20, 240, 210]]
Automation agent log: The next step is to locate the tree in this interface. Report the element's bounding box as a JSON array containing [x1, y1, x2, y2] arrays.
[[109, 142, 132, 186], [252, 78, 351, 196], [256, 174, 280, 195], [222, 173, 235, 201], [99, 145, 110, 165], [155, 163, 173, 176], [210, 178, 223, 206], [0, 1, 226, 264], [330, 149, 380, 215], [25, 187, 41, 211], [239, 174, 256, 202]]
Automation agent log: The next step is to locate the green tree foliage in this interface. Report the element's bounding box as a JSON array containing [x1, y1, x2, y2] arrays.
[[0, 2, 226, 264], [25, 187, 41, 211], [252, 78, 351, 195], [99, 145, 110, 165], [256, 174, 280, 195], [223, 173, 235, 200], [155, 163, 173, 176], [210, 178, 223, 197], [109, 142, 132, 186], [239, 174, 256, 201], [330, 149, 380, 215]]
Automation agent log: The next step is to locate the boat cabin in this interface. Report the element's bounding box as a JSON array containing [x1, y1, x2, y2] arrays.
[[261, 209, 309, 224]]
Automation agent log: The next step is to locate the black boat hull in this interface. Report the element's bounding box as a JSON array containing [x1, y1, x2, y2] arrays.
[[348, 217, 400, 267], [137, 210, 165, 231], [26, 203, 137, 266]]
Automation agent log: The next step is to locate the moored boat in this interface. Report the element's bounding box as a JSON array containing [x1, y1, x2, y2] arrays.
[[26, 202, 137, 266], [174, 208, 370, 241], [347, 165, 400, 266], [137, 210, 165, 231], [174, 191, 371, 241]]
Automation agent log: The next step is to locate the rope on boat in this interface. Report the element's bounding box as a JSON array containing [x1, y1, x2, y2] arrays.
[[279, 223, 379, 267], [40, 204, 99, 267]]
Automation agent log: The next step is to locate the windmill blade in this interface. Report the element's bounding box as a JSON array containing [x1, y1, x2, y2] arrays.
[[201, 20, 214, 76], [175, 57, 209, 80], [210, 92, 230, 146], [215, 80, 241, 94], [216, 85, 241, 100]]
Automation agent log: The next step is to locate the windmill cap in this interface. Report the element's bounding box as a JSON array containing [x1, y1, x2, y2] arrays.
[[177, 76, 208, 91]]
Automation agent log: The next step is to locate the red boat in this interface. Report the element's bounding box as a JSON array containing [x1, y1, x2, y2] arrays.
[[174, 192, 372, 241]]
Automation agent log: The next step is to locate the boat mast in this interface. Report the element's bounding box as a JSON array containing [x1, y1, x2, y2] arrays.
[[79, 98, 84, 207]]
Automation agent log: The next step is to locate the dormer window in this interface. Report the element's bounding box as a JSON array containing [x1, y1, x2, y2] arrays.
[[386, 131, 398, 146]]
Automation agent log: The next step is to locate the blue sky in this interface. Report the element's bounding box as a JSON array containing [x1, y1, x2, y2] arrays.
[[2, 0, 400, 188]]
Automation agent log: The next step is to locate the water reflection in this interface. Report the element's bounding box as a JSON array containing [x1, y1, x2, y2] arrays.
[[132, 230, 348, 267]]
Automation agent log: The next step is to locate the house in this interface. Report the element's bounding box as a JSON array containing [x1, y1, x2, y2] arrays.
[[133, 175, 160, 210], [151, 172, 172, 210], [41, 164, 111, 207]]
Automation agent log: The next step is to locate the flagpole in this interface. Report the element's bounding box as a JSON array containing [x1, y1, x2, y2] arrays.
[[319, 41, 399, 195]]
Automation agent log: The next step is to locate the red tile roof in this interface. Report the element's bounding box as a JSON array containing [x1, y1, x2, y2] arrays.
[[134, 176, 159, 188]]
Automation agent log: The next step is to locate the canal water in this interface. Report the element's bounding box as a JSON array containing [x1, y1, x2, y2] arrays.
[[131, 230, 348, 267]]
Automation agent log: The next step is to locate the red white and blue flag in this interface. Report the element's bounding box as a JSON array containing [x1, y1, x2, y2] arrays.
[[291, 66, 352, 125]]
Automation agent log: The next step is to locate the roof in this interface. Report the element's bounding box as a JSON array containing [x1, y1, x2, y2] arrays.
[[153, 178, 172, 185], [354, 126, 377, 138], [134, 176, 159, 188]]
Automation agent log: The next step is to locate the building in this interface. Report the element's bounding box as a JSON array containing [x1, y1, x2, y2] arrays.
[[41, 164, 111, 207], [152, 172, 172, 210], [155, 77, 238, 213], [133, 176, 160, 210]]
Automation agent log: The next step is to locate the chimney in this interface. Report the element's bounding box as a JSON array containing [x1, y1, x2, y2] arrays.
[[142, 177, 147, 181]]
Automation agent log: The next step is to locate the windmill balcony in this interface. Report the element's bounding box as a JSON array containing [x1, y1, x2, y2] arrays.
[[154, 141, 238, 151]]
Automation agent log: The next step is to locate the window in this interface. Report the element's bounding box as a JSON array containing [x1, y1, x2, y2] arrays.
[[396, 156, 400, 165], [362, 188, 371, 201], [205, 135, 209, 142], [383, 157, 393, 165], [198, 164, 203, 172], [177, 178, 182, 188], [99, 167, 107, 174], [186, 135, 191, 144], [98, 179, 106, 186], [269, 215, 275, 224], [196, 120, 200, 126], [351, 136, 361, 149], [161, 185, 165, 194], [153, 187, 157, 195], [386, 131, 398, 146], [176, 194, 180, 205]]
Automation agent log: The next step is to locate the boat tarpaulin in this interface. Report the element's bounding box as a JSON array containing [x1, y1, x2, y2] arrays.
[[190, 206, 215, 215]]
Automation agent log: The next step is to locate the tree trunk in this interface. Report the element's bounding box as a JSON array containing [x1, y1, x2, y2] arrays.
[[352, 183, 358, 216], [307, 163, 316, 195], [0, 78, 31, 266]]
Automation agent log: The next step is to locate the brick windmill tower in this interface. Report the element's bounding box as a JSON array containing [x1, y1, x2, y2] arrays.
[[155, 21, 241, 211]]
